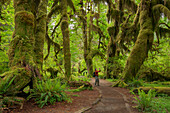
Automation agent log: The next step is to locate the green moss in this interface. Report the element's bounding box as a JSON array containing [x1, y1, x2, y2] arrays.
[[112, 80, 128, 88], [15, 11, 34, 26], [152, 4, 170, 20], [2, 68, 32, 91]]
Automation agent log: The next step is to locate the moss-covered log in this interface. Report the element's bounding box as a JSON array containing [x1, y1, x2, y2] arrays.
[[122, 0, 154, 82], [133, 87, 170, 96], [138, 69, 170, 82], [61, 0, 71, 80], [68, 81, 92, 88]]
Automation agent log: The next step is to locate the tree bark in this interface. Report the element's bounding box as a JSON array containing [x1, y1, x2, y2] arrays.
[[34, 0, 47, 70], [106, 0, 123, 79], [123, 0, 154, 82], [80, 0, 93, 76], [61, 0, 71, 80], [4, 0, 37, 91], [85, 1, 93, 76]]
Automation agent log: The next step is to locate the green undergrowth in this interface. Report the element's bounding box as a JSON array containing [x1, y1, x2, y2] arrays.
[[68, 85, 93, 92], [106, 78, 119, 82], [152, 95, 170, 112], [27, 78, 71, 108], [0, 76, 25, 111], [71, 75, 90, 82], [132, 89, 170, 113], [143, 82, 170, 87], [132, 89, 157, 112]]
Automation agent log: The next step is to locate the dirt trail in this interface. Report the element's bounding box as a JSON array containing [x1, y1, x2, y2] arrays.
[[85, 78, 134, 113]]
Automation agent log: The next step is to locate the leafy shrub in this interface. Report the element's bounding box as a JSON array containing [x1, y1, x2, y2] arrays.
[[132, 89, 156, 112], [71, 75, 90, 82], [0, 76, 24, 111], [27, 78, 71, 108], [127, 79, 143, 88]]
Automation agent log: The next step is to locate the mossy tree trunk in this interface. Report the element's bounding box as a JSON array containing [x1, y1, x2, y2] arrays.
[[86, 1, 93, 77], [80, 0, 93, 76], [106, 0, 123, 79], [5, 0, 39, 91], [123, 0, 154, 82], [106, 26, 118, 79], [61, 0, 71, 80], [34, 0, 47, 70]]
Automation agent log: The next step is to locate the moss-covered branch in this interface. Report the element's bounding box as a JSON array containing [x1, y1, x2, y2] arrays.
[[86, 50, 105, 59], [67, 0, 76, 13], [133, 87, 170, 96], [44, 34, 60, 60], [51, 17, 63, 37], [92, 24, 106, 38], [152, 4, 170, 29], [47, 5, 61, 22]]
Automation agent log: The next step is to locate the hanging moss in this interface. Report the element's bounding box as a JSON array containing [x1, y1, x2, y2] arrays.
[[122, 0, 137, 13]]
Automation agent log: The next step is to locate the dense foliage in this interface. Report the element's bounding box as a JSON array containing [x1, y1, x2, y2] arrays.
[[0, 0, 169, 111]]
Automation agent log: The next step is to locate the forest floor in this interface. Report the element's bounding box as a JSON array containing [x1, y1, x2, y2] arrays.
[[4, 78, 140, 113], [85, 78, 140, 113]]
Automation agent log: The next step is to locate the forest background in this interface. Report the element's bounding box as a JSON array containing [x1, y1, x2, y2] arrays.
[[0, 0, 170, 111]]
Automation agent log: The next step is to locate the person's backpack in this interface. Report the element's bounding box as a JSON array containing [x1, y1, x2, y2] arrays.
[[93, 72, 96, 77]]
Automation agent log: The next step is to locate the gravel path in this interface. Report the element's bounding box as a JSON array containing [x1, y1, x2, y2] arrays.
[[85, 78, 132, 113]]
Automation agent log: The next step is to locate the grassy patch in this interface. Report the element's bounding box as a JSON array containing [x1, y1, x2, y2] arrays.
[[106, 79, 119, 82], [152, 96, 170, 112], [143, 82, 170, 87]]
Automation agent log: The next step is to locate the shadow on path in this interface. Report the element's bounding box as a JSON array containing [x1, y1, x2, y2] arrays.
[[85, 78, 132, 113]]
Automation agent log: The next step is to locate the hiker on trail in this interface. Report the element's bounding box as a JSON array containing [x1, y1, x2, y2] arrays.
[[94, 68, 101, 86]]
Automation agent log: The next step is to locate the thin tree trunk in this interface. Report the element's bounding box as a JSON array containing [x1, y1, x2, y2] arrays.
[[80, 0, 92, 76], [123, 0, 154, 82], [86, 1, 93, 76], [61, 0, 71, 80]]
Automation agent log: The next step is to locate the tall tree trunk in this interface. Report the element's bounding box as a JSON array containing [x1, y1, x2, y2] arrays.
[[61, 0, 71, 80], [34, 0, 47, 70], [4, 0, 39, 91], [106, 0, 123, 79], [123, 0, 154, 82], [106, 26, 118, 79], [85, 1, 93, 76], [80, 0, 92, 76]]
